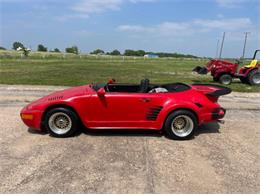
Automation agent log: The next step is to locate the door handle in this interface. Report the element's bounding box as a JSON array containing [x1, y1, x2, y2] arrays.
[[140, 98, 151, 102]]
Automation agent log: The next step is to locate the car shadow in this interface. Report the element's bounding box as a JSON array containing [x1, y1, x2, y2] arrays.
[[81, 128, 163, 138], [27, 122, 220, 138], [195, 122, 220, 136], [28, 128, 48, 135], [191, 79, 216, 84]]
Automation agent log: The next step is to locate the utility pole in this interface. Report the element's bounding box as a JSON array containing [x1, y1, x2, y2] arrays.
[[242, 32, 250, 59], [215, 39, 220, 59], [219, 32, 226, 59]]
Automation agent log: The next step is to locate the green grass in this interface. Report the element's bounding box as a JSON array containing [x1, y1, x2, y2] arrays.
[[0, 52, 259, 92]]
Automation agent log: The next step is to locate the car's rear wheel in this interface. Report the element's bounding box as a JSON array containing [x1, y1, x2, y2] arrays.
[[248, 69, 260, 85], [44, 107, 79, 137], [219, 74, 232, 85], [164, 110, 198, 140]]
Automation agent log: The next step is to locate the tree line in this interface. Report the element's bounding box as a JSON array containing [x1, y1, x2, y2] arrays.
[[0, 41, 199, 58]]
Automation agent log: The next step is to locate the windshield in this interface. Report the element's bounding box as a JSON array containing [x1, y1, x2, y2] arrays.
[[91, 83, 106, 91]]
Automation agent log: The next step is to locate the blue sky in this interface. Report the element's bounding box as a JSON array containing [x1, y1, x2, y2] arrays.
[[0, 0, 259, 57]]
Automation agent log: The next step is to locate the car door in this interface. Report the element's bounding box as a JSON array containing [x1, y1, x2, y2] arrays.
[[87, 90, 166, 128]]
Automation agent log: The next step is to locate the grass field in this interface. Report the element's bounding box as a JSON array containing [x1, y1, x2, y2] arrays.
[[0, 51, 259, 92]]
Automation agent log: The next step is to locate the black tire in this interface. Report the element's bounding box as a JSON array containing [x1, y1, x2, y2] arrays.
[[248, 69, 260, 85], [164, 110, 198, 140], [213, 77, 219, 82], [44, 107, 79, 138], [219, 74, 232, 85], [239, 77, 248, 84]]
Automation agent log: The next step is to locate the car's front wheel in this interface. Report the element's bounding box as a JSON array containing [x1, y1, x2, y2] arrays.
[[44, 107, 79, 138], [164, 110, 198, 140]]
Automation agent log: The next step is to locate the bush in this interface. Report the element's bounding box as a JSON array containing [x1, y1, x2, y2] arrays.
[[13, 42, 24, 50], [65, 46, 78, 54], [38, 44, 48, 52]]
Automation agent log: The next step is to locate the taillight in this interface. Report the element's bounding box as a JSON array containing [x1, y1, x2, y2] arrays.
[[212, 108, 226, 120]]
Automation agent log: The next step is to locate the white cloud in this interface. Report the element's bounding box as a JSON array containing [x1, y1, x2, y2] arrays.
[[69, 0, 157, 19], [55, 14, 89, 22], [118, 17, 254, 37], [118, 25, 155, 33], [193, 18, 252, 31], [129, 0, 157, 3], [215, 0, 250, 8], [71, 0, 123, 15]]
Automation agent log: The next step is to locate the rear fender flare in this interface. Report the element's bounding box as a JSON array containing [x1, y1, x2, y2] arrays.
[[158, 103, 200, 129]]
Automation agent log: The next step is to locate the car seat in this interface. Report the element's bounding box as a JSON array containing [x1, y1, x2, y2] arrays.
[[139, 79, 150, 93]]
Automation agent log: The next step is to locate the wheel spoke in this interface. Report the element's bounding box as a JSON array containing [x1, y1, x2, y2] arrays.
[[171, 115, 194, 137], [48, 112, 72, 135]]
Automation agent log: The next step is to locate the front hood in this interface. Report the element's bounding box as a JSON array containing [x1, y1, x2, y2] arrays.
[[26, 85, 92, 109], [47, 85, 90, 100]]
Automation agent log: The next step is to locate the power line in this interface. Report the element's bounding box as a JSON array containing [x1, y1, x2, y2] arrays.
[[215, 39, 220, 59], [242, 32, 250, 59], [219, 32, 226, 59]]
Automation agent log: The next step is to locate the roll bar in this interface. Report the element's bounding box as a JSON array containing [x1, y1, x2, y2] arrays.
[[252, 50, 260, 59]]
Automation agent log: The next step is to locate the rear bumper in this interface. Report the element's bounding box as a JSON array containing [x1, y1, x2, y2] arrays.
[[211, 107, 226, 120], [20, 107, 43, 130], [199, 107, 226, 124]]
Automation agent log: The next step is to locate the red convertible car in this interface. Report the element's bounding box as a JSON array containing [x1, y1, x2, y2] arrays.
[[20, 79, 231, 139]]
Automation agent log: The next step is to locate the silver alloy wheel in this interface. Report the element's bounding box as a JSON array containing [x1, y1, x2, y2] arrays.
[[48, 112, 72, 135], [171, 115, 194, 137], [252, 73, 260, 84]]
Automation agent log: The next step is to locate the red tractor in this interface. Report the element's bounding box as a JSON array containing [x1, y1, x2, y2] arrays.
[[193, 50, 260, 85]]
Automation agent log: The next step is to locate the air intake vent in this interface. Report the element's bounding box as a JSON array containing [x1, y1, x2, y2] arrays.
[[146, 106, 163, 121], [48, 96, 63, 101]]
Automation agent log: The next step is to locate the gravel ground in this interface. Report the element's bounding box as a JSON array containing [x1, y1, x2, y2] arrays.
[[0, 84, 259, 193]]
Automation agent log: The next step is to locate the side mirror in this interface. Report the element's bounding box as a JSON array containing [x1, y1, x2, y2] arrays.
[[97, 88, 106, 97]]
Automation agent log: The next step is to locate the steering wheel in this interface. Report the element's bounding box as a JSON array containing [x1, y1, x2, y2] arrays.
[[104, 84, 109, 92]]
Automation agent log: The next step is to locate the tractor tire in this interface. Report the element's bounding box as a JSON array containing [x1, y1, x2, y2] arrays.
[[239, 77, 248, 84], [248, 69, 260, 85], [213, 77, 219, 82], [219, 74, 233, 85]]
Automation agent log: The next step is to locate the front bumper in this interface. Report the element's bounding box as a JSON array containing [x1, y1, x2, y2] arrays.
[[20, 107, 43, 130]]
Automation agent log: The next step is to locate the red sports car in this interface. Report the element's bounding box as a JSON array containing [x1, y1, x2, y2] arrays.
[[20, 79, 231, 139]]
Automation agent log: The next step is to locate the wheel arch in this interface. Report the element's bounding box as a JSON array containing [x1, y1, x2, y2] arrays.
[[247, 67, 259, 75], [215, 72, 233, 79], [41, 104, 84, 129], [161, 107, 199, 130]]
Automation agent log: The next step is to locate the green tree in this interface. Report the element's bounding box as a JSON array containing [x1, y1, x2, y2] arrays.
[[124, 49, 145, 56], [12, 42, 24, 50], [54, 48, 60, 52], [65, 46, 79, 54], [50, 48, 61, 52], [90, 49, 105, 55], [136, 50, 145, 56], [38, 44, 48, 52], [0, 46, 6, 50], [124, 49, 135, 56], [110, 49, 121, 56]]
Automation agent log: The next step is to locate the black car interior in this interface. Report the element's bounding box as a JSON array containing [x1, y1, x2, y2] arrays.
[[100, 79, 191, 93]]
